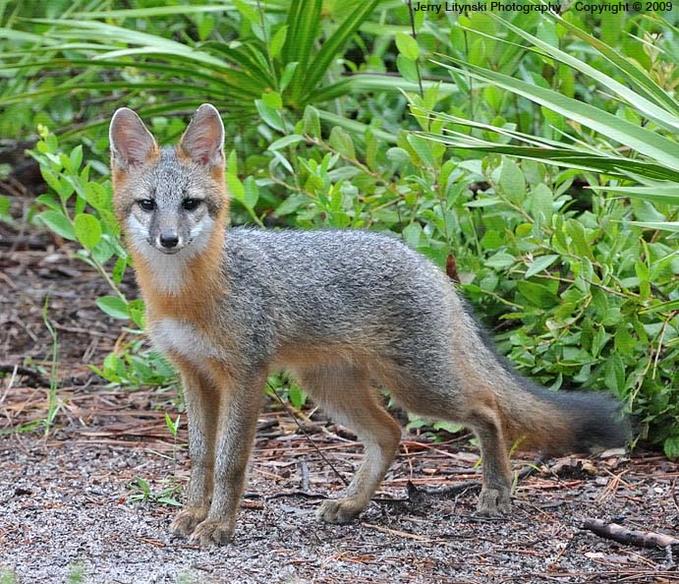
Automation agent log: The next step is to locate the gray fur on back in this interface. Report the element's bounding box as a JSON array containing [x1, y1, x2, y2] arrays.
[[219, 228, 456, 388]]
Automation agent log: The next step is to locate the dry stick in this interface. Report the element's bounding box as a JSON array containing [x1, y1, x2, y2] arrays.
[[0, 364, 48, 387], [269, 389, 349, 487], [583, 518, 679, 549]]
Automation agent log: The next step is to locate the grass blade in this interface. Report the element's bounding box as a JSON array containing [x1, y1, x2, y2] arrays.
[[300, 0, 381, 101], [432, 55, 679, 172]]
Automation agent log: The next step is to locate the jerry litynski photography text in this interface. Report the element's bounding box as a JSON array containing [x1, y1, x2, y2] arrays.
[[411, 1, 562, 12], [1, 0, 678, 583], [411, 1, 670, 12]]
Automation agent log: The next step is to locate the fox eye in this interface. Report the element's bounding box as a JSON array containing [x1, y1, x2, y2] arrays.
[[138, 199, 156, 211], [182, 198, 201, 211]]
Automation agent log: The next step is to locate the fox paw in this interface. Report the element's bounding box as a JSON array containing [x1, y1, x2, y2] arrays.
[[476, 486, 511, 516], [170, 507, 208, 537], [189, 519, 234, 547], [316, 498, 365, 524]]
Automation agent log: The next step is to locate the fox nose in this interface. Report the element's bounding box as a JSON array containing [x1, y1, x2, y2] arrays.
[[159, 233, 179, 249]]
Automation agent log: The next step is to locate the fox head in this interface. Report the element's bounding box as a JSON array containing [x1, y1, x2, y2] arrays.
[[109, 104, 227, 257]]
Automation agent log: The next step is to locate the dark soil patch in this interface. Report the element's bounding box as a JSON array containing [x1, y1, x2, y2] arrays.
[[1, 223, 678, 583]]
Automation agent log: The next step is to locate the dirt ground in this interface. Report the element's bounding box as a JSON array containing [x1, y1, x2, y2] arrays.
[[1, 219, 679, 584]]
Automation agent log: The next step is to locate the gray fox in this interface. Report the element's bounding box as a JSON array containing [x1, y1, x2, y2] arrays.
[[109, 104, 629, 547]]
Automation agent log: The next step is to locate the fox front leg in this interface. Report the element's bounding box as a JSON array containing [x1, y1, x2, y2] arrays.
[[170, 362, 220, 536], [189, 369, 264, 547]]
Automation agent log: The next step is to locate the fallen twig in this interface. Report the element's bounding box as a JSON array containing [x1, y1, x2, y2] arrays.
[[0, 364, 48, 387], [245, 490, 327, 500], [583, 518, 679, 549]]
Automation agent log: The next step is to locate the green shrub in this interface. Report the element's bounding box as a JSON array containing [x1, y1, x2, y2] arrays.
[[4, 5, 678, 455]]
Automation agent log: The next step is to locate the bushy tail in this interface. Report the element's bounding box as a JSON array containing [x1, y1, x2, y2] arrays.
[[503, 379, 631, 453], [459, 301, 630, 454]]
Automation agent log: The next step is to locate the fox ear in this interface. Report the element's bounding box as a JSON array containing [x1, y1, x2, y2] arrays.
[[179, 103, 224, 166], [109, 108, 158, 168]]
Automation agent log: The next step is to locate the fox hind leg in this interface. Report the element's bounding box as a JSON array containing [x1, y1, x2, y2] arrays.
[[387, 370, 513, 517], [467, 403, 512, 516], [294, 364, 401, 524]]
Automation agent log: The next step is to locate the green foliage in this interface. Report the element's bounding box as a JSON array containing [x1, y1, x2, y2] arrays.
[[29, 128, 138, 321], [42, 297, 61, 436], [90, 342, 175, 387], [414, 10, 679, 453], [266, 374, 307, 410], [128, 477, 181, 507], [3, 4, 678, 454], [67, 563, 85, 584], [0, 0, 444, 139], [165, 413, 181, 440]]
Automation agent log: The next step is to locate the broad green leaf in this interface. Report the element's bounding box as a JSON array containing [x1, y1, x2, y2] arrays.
[[38, 210, 75, 240], [386, 147, 410, 164], [275, 194, 306, 216], [255, 99, 285, 132], [531, 183, 553, 222], [664, 436, 679, 459], [0, 195, 10, 217], [69, 145, 83, 170], [466, 198, 502, 208], [604, 354, 626, 394], [329, 127, 355, 160], [92, 238, 115, 265], [499, 158, 525, 200], [395, 32, 420, 61], [36, 193, 62, 212], [40, 167, 63, 195], [279, 61, 298, 92], [485, 252, 515, 269], [74, 213, 102, 249], [516, 281, 557, 309], [396, 54, 419, 84], [317, 110, 397, 144], [96, 295, 129, 320], [262, 91, 282, 110], [407, 134, 436, 167], [614, 326, 636, 356], [226, 151, 245, 200], [84, 182, 110, 211], [303, 105, 321, 138], [525, 254, 558, 279], [268, 134, 304, 150], [402, 222, 423, 248], [242, 176, 259, 209], [270, 25, 288, 59]]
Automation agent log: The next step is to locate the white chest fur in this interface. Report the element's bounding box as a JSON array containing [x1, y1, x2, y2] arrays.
[[150, 318, 219, 367]]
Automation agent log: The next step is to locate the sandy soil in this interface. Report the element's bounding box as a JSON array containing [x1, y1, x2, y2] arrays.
[[1, 223, 678, 584]]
